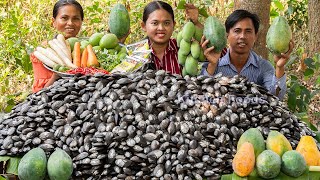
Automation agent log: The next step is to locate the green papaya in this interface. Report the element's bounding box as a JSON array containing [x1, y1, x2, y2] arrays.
[[182, 21, 195, 42], [47, 148, 73, 180], [185, 55, 198, 76], [99, 33, 118, 49], [179, 39, 191, 55], [108, 4, 130, 39], [18, 147, 47, 180], [203, 16, 227, 52], [191, 41, 201, 59], [89, 32, 104, 46], [281, 150, 307, 177], [199, 48, 206, 62], [177, 31, 183, 47], [266, 16, 292, 55], [256, 150, 281, 179], [194, 26, 203, 42], [178, 50, 187, 65], [237, 128, 265, 158]]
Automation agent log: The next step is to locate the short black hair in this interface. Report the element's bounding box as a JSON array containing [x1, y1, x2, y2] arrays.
[[225, 9, 260, 34], [53, 0, 84, 20], [143, 1, 174, 23]]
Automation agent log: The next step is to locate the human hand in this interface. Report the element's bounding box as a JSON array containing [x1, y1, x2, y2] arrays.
[[185, 3, 199, 25], [274, 40, 294, 68], [201, 36, 221, 65]]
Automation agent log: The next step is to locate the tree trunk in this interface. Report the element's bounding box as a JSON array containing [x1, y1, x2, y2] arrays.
[[234, 0, 271, 59], [308, 0, 320, 57]]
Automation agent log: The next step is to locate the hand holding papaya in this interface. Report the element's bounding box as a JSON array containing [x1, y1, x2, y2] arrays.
[[200, 36, 221, 75]]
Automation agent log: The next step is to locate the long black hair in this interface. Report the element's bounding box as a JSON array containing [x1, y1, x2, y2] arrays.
[[225, 9, 260, 34], [142, 1, 174, 23], [53, 0, 84, 20]]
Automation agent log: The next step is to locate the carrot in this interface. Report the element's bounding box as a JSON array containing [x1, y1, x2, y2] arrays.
[[81, 46, 88, 68], [72, 42, 81, 67], [86, 44, 99, 67]]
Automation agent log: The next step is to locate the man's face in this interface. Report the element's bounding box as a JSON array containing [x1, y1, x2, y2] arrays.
[[227, 18, 258, 55]]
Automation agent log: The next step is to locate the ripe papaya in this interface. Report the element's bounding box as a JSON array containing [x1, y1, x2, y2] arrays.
[[182, 22, 195, 42], [18, 147, 47, 180], [296, 135, 320, 166], [281, 150, 307, 177], [266, 16, 292, 55], [203, 16, 227, 52], [256, 150, 281, 179], [266, 130, 292, 157], [232, 142, 255, 177], [108, 4, 130, 39], [237, 128, 265, 158]]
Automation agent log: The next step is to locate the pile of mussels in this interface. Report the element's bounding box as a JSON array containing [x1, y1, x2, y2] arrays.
[[0, 69, 317, 179]]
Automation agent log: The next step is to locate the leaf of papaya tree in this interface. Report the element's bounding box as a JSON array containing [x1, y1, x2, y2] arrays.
[[6, 157, 21, 175], [273, 0, 284, 10], [316, 76, 320, 85], [177, 1, 186, 9], [199, 7, 209, 18]]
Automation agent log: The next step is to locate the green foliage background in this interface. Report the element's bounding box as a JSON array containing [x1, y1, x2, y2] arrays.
[[0, 0, 318, 125]]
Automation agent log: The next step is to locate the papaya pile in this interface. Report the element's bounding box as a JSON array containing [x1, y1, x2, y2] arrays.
[[230, 128, 320, 179], [18, 147, 73, 180], [177, 21, 205, 76]]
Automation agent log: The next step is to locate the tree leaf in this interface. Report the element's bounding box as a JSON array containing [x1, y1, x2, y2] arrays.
[[273, 0, 285, 10], [304, 57, 315, 68], [317, 77, 320, 85], [177, 1, 186, 9], [199, 7, 209, 18], [6, 157, 21, 175], [0, 176, 7, 180]]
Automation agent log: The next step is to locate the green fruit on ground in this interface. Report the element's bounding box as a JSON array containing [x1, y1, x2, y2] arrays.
[[266, 16, 292, 55], [99, 33, 118, 49], [18, 147, 47, 180], [266, 130, 292, 157], [281, 150, 307, 177], [203, 16, 227, 52], [256, 150, 281, 179], [237, 128, 265, 158], [199, 48, 206, 62], [191, 41, 201, 59], [89, 32, 104, 46], [194, 26, 203, 42], [47, 148, 73, 180], [177, 31, 183, 47], [108, 4, 130, 39], [178, 50, 187, 65], [67, 37, 79, 51], [182, 21, 195, 42], [179, 39, 191, 55], [185, 55, 198, 76]]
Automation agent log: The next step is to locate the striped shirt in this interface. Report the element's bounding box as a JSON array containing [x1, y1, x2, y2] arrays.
[[149, 38, 181, 75], [200, 49, 287, 100]]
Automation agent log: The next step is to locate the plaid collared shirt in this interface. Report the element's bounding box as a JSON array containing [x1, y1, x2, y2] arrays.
[[149, 38, 181, 75]]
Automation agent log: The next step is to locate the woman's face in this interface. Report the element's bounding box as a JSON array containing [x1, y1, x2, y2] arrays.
[[52, 5, 82, 39], [141, 9, 175, 45]]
